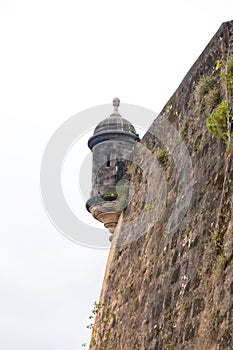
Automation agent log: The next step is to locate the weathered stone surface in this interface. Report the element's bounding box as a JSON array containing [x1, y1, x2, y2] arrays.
[[90, 21, 233, 350]]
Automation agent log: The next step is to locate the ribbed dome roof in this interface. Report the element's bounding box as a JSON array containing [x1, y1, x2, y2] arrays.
[[94, 115, 138, 136], [88, 98, 140, 150]]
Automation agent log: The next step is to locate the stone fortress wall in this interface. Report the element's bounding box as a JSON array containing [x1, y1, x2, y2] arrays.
[[90, 21, 233, 350]]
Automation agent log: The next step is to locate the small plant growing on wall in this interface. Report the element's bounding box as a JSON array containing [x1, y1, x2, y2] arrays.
[[206, 57, 233, 151], [207, 100, 229, 141], [194, 75, 220, 112], [83, 301, 116, 349], [145, 204, 154, 213], [156, 147, 169, 167]]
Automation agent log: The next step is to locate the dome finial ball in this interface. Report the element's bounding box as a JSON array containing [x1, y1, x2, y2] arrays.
[[113, 97, 120, 107]]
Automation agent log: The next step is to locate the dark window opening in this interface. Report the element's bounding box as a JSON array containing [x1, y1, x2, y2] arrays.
[[116, 160, 124, 180], [106, 154, 111, 167]]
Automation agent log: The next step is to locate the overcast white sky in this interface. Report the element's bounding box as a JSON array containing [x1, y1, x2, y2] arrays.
[[0, 0, 232, 349]]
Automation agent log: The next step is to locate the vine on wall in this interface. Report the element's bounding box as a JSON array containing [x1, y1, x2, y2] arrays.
[[206, 57, 233, 153]]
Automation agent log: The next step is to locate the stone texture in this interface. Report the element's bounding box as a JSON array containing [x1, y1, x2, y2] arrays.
[[90, 21, 233, 350]]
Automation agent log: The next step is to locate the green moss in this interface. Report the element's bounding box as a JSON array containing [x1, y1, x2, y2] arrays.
[[185, 226, 191, 237], [227, 56, 233, 95], [211, 230, 224, 254], [102, 193, 118, 201], [194, 74, 221, 113], [156, 147, 169, 167], [217, 253, 232, 270], [216, 60, 222, 70], [194, 135, 202, 153], [215, 309, 220, 318], [88, 302, 116, 350], [206, 58, 233, 144], [227, 58, 233, 74], [145, 204, 154, 213], [195, 75, 217, 102], [205, 86, 220, 108], [181, 124, 189, 138], [206, 100, 229, 141]]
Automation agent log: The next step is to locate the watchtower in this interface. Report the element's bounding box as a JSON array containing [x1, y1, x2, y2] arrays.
[[86, 98, 140, 238]]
